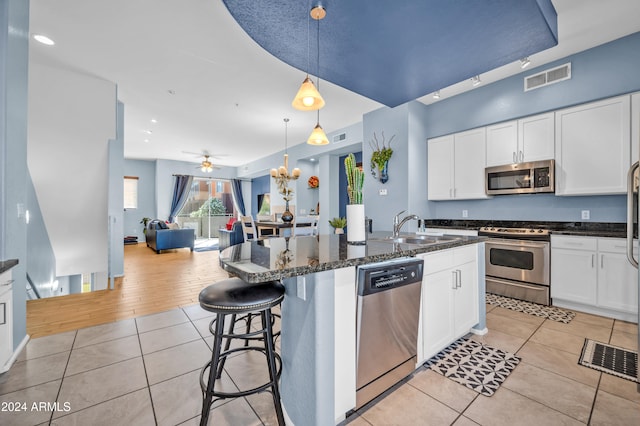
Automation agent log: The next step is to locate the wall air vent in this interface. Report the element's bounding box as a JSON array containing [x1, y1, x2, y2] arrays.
[[524, 63, 571, 92], [333, 132, 347, 143]]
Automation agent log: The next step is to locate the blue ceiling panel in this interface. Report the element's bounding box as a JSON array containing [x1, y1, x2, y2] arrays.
[[222, 0, 558, 107]]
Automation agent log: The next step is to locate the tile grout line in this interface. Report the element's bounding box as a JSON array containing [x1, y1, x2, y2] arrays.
[[134, 316, 159, 426], [49, 329, 78, 425]]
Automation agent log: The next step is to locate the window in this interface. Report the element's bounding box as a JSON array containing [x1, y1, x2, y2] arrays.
[[124, 176, 139, 209]]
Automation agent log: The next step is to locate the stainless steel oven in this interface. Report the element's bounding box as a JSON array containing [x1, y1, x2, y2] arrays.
[[479, 227, 551, 305]]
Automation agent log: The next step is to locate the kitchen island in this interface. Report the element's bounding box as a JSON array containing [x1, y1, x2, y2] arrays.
[[218, 233, 487, 425]]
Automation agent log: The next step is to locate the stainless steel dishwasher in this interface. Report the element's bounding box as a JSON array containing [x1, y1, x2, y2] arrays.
[[355, 257, 424, 409]]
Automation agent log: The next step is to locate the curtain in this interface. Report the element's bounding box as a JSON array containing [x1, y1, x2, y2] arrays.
[[231, 179, 246, 217], [168, 175, 193, 223]]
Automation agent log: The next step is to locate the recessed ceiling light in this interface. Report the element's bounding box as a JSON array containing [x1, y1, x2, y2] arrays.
[[309, 158, 316, 162], [520, 57, 531, 69], [144, 139, 150, 143], [144, 129, 153, 134], [471, 75, 481, 86], [433, 91, 441, 99], [150, 118, 157, 124], [33, 34, 55, 45]]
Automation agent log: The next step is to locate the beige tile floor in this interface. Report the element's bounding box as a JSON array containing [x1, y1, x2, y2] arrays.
[[0, 303, 638, 425], [348, 304, 639, 426]]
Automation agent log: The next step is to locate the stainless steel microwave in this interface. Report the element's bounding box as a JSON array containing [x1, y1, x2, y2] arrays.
[[485, 159, 555, 195]]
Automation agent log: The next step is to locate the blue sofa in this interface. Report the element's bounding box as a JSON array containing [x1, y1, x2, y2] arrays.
[[146, 220, 195, 254]]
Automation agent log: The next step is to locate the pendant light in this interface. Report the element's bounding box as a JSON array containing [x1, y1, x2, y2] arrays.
[[306, 5, 329, 145], [292, 5, 325, 111]]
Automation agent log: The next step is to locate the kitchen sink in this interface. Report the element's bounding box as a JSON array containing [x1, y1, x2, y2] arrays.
[[373, 235, 462, 245]]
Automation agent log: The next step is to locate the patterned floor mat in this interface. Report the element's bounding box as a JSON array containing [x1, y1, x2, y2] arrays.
[[486, 293, 576, 323], [579, 339, 638, 383], [425, 337, 521, 397]]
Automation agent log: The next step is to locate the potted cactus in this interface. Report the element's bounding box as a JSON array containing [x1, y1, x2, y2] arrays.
[[344, 153, 365, 244]]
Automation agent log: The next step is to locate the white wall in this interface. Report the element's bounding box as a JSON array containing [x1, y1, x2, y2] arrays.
[[28, 60, 117, 278]]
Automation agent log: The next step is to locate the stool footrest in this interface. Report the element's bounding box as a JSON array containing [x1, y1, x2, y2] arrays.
[[200, 346, 282, 398]]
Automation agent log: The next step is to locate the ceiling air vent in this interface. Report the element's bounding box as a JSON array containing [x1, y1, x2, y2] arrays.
[[333, 132, 347, 143], [524, 63, 571, 92]]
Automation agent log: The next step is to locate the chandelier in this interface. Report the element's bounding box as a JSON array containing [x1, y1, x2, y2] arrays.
[[270, 118, 301, 202]]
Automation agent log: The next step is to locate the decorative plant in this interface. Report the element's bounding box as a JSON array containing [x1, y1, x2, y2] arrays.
[[369, 131, 395, 183], [328, 217, 347, 229], [140, 217, 152, 234], [189, 197, 226, 217], [345, 153, 364, 204]]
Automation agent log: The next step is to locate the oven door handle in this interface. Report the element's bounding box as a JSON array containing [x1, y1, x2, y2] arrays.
[[486, 239, 549, 249]]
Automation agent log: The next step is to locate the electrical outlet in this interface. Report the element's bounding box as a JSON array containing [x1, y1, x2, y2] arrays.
[[581, 210, 590, 220], [379, 189, 388, 196], [296, 276, 306, 301], [462, 210, 468, 218]]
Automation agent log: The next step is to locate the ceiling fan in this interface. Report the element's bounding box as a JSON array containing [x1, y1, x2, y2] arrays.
[[181, 151, 226, 173]]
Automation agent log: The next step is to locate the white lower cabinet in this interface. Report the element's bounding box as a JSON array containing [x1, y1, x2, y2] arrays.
[[417, 245, 478, 364], [0, 269, 14, 372], [551, 235, 638, 321]]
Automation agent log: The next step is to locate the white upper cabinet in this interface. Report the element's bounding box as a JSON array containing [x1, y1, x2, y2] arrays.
[[555, 95, 631, 195], [428, 128, 488, 200], [486, 113, 555, 167], [486, 121, 518, 166], [427, 134, 455, 200], [632, 92, 640, 164]]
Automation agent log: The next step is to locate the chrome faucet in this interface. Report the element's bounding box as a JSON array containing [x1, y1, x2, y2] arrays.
[[393, 210, 419, 238]]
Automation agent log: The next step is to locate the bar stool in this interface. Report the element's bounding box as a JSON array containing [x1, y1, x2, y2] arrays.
[[198, 278, 285, 426]]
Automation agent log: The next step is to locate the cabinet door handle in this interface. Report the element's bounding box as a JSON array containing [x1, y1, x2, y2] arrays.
[[0, 302, 5, 325], [519, 151, 524, 162], [601, 254, 604, 268], [513, 152, 517, 163], [456, 269, 462, 288], [592, 254, 595, 268], [451, 271, 457, 289], [1, 279, 14, 287]]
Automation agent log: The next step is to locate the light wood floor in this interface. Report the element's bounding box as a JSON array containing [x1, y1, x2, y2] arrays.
[[26, 243, 229, 338]]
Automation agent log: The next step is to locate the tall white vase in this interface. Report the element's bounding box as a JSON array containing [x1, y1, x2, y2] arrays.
[[346, 204, 366, 244]]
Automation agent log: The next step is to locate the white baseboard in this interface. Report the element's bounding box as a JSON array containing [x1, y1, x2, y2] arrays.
[[1, 334, 30, 373], [470, 327, 488, 336]]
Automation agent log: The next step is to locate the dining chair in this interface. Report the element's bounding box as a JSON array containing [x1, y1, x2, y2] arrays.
[[292, 216, 317, 237], [240, 216, 258, 241]]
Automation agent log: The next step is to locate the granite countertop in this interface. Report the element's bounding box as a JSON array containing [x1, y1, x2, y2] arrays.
[[423, 219, 629, 238], [0, 259, 19, 275], [218, 232, 485, 283]]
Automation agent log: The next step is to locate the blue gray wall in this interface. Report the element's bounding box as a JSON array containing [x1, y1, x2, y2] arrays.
[[358, 31, 640, 228], [123, 159, 157, 242], [421, 31, 640, 222], [26, 171, 56, 297], [1, 0, 29, 349]]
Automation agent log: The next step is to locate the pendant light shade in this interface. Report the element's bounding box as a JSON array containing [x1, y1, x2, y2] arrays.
[[292, 76, 325, 111], [307, 122, 329, 145]]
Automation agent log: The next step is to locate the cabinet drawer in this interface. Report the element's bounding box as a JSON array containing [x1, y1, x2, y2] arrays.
[[421, 244, 476, 275], [597, 238, 638, 254], [551, 235, 597, 251], [422, 250, 454, 275], [453, 244, 477, 265]]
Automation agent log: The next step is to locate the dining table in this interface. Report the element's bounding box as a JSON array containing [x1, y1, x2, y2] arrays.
[[254, 219, 313, 237]]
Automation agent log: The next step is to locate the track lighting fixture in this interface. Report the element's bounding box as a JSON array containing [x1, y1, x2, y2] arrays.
[[471, 75, 481, 86], [520, 57, 531, 69]]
